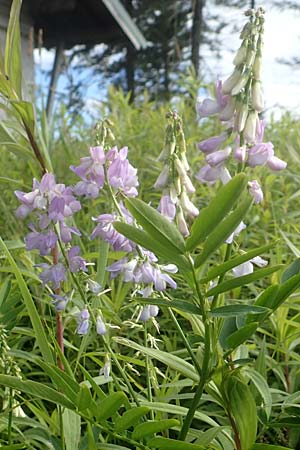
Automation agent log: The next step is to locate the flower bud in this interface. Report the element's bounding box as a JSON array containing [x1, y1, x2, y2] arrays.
[[222, 70, 242, 94], [170, 184, 178, 203], [251, 80, 264, 112], [154, 165, 169, 189], [96, 315, 107, 335], [180, 191, 199, 217], [234, 145, 247, 162], [245, 48, 256, 68], [219, 97, 236, 121], [233, 42, 247, 66], [235, 103, 248, 132], [253, 55, 262, 80], [231, 70, 251, 95], [244, 110, 258, 143], [177, 208, 189, 237]]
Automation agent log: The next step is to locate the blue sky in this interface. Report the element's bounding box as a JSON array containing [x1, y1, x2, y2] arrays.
[[34, 1, 300, 119]]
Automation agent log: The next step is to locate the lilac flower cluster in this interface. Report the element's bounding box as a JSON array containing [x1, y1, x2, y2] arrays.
[[15, 173, 86, 294], [196, 7, 287, 207], [71, 141, 178, 323], [154, 112, 199, 237], [70, 146, 138, 198]]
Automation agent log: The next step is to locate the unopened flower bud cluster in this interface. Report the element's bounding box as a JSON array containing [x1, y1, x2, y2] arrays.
[[155, 111, 199, 237]]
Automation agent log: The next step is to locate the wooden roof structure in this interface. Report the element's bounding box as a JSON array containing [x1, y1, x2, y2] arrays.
[[27, 0, 147, 50]]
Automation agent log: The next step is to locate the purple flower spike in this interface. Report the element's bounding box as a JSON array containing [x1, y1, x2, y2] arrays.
[[68, 246, 87, 273], [107, 146, 139, 197], [77, 308, 90, 335], [38, 263, 66, 289], [60, 222, 81, 244]]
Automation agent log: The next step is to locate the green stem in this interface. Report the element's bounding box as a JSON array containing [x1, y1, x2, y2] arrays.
[[144, 324, 154, 420], [103, 337, 141, 407], [56, 232, 140, 407], [58, 404, 66, 450], [7, 388, 13, 445], [167, 304, 202, 376], [211, 243, 232, 310], [178, 261, 211, 440]]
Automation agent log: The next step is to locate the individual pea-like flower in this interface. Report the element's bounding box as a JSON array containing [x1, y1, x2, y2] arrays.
[[38, 263, 67, 289], [25, 226, 57, 256], [77, 308, 90, 335], [96, 315, 107, 335], [86, 279, 102, 294], [91, 212, 135, 252], [106, 146, 139, 197], [196, 80, 229, 118], [138, 304, 160, 322], [205, 147, 232, 167], [232, 255, 268, 277], [70, 146, 106, 198], [247, 142, 274, 167], [100, 354, 111, 379], [198, 133, 227, 154], [248, 180, 263, 204], [226, 221, 246, 245], [67, 246, 87, 273], [195, 165, 231, 185], [158, 193, 176, 222], [50, 294, 69, 311], [59, 222, 81, 244]]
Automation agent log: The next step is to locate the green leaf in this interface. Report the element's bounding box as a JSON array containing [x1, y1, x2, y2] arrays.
[[186, 174, 247, 251], [137, 298, 202, 315], [114, 407, 150, 432], [125, 197, 185, 253], [4, 0, 22, 97], [224, 376, 257, 450], [148, 437, 204, 449], [281, 258, 300, 282], [63, 409, 81, 450], [195, 197, 252, 268], [203, 242, 275, 283], [97, 392, 128, 420], [114, 337, 199, 382], [0, 375, 75, 409], [244, 368, 272, 419], [210, 305, 268, 318], [0, 237, 54, 364], [226, 323, 258, 349], [273, 274, 300, 310], [141, 401, 220, 427], [206, 265, 282, 297], [252, 445, 294, 450], [132, 419, 179, 440], [254, 285, 280, 309], [98, 445, 130, 450], [38, 360, 79, 404], [77, 384, 93, 412], [272, 417, 300, 427], [11, 100, 35, 133], [113, 222, 190, 272]]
